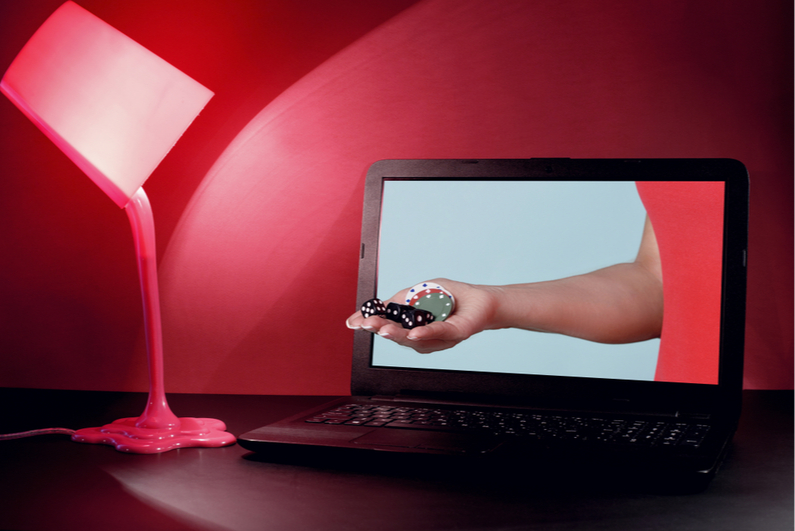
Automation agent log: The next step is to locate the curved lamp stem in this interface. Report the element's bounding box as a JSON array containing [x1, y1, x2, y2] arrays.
[[125, 188, 180, 429], [71, 187, 235, 453]]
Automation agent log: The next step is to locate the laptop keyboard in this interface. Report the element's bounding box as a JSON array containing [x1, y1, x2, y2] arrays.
[[305, 403, 710, 449]]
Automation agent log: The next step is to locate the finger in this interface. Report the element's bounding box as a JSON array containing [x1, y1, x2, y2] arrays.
[[345, 312, 363, 329], [403, 334, 457, 353], [362, 316, 394, 332], [406, 319, 467, 342], [346, 312, 390, 331], [368, 319, 456, 354], [374, 322, 409, 341]]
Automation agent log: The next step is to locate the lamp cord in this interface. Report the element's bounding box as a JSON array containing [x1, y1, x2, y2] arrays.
[[0, 428, 76, 440]]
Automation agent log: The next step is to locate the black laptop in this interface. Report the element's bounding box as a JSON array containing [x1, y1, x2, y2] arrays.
[[238, 158, 748, 486]]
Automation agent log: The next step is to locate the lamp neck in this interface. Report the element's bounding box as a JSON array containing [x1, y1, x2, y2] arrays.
[[125, 187, 179, 429]]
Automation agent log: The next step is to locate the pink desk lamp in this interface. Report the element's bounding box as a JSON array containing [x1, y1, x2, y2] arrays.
[[1, 2, 235, 453]]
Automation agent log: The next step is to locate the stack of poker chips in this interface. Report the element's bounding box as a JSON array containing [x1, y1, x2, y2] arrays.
[[360, 282, 455, 329]]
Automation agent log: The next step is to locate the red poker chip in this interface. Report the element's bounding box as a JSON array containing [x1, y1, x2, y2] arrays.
[[405, 282, 455, 305]]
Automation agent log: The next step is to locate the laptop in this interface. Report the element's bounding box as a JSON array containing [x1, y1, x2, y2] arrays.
[[238, 158, 748, 487]]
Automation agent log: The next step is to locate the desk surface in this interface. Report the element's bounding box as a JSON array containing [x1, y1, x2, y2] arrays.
[[0, 389, 792, 531]]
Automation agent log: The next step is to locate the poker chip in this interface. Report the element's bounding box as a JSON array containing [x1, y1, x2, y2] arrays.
[[406, 288, 445, 305], [405, 282, 455, 322], [405, 282, 455, 306]]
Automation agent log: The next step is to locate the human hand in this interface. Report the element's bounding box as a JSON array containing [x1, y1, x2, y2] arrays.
[[345, 279, 500, 354]]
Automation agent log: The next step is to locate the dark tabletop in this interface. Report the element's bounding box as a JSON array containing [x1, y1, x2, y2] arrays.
[[0, 389, 791, 531]]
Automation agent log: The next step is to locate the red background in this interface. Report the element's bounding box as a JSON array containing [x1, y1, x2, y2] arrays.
[[0, 0, 791, 394]]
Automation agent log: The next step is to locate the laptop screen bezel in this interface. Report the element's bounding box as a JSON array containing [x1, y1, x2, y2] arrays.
[[351, 159, 748, 418]]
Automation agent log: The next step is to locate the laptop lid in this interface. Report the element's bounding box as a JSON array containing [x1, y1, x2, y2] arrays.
[[352, 159, 748, 422]]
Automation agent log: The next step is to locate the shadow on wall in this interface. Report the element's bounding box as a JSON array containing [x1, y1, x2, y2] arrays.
[[159, 0, 792, 394]]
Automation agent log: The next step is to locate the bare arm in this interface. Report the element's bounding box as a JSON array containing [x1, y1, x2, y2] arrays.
[[346, 216, 663, 353], [489, 216, 663, 342]]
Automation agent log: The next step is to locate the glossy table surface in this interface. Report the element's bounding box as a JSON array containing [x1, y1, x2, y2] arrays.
[[0, 389, 792, 531]]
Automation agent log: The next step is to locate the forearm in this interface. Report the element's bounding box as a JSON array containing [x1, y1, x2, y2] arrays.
[[485, 262, 663, 344]]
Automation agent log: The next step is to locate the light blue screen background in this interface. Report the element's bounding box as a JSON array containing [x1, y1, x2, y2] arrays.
[[373, 180, 660, 381]]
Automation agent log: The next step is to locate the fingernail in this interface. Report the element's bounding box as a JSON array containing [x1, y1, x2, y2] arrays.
[[362, 325, 374, 331], [378, 331, 392, 339]]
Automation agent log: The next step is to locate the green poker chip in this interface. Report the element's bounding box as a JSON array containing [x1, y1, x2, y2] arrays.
[[412, 292, 454, 321]]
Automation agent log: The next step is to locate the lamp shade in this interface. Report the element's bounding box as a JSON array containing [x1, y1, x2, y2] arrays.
[[0, 1, 213, 208]]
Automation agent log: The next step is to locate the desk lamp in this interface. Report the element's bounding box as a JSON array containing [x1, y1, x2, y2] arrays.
[[1, 2, 235, 453]]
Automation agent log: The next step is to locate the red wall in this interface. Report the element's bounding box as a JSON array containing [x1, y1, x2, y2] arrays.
[[0, 0, 791, 394]]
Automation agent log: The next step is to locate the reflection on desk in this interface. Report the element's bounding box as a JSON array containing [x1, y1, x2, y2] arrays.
[[0, 389, 792, 531]]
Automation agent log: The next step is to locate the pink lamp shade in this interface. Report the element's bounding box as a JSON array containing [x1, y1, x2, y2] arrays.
[[1, 2, 235, 453], [0, 1, 213, 208]]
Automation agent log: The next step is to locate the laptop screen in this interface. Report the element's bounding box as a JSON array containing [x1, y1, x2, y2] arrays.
[[371, 179, 724, 386]]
